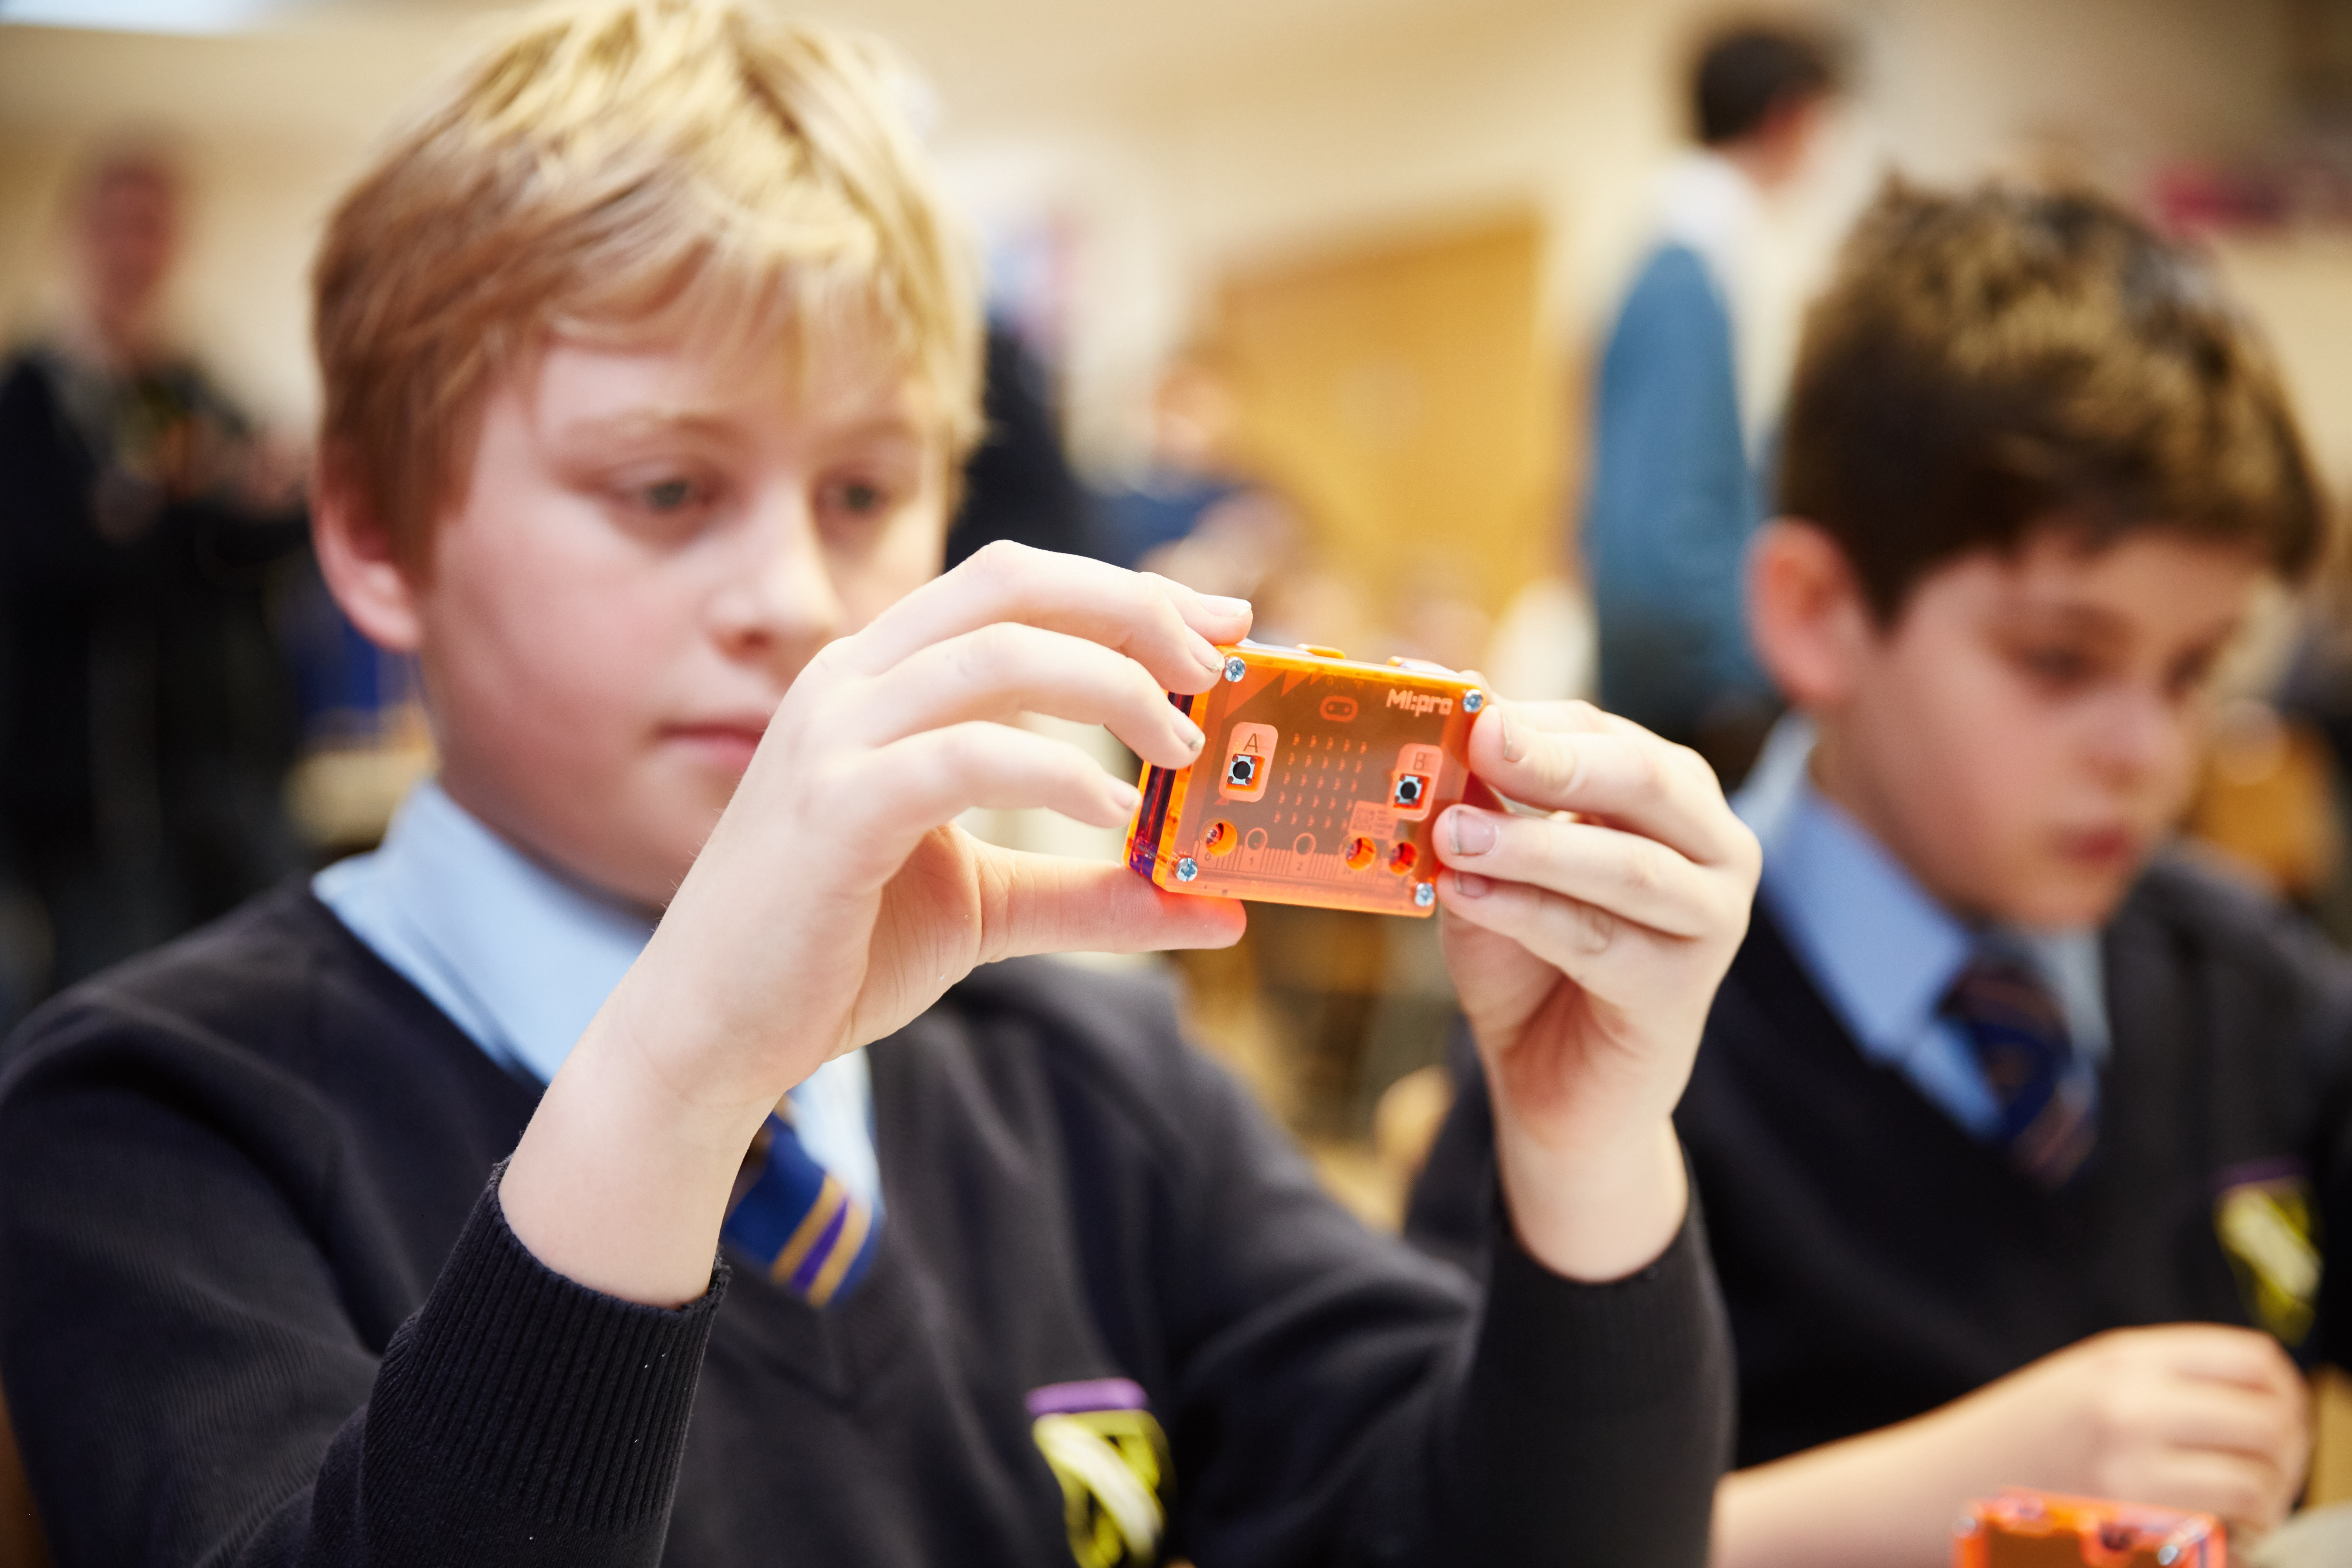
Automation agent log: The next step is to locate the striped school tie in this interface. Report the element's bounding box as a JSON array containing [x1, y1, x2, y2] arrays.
[[1943, 948, 2099, 1189], [720, 1109, 878, 1307]]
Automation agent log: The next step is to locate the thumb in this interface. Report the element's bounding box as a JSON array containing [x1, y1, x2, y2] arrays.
[[982, 850, 1246, 961]]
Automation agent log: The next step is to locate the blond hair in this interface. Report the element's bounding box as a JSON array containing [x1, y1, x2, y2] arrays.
[[313, 0, 982, 566]]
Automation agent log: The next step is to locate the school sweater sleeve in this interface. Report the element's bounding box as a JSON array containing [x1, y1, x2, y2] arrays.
[[0, 984, 723, 1567], [1033, 968, 1733, 1568]]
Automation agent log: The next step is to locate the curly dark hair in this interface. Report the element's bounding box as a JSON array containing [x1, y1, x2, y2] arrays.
[[1777, 179, 2326, 620]]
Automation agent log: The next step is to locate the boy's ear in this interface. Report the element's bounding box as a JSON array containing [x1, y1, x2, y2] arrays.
[[1748, 518, 1874, 710], [311, 453, 426, 655]]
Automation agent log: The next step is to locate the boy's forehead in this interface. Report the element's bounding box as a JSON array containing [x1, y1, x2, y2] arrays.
[[1914, 529, 2262, 639], [522, 332, 940, 444]]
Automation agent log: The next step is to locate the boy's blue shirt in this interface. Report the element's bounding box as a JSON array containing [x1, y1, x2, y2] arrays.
[[1733, 716, 2110, 1139], [313, 780, 879, 1207]]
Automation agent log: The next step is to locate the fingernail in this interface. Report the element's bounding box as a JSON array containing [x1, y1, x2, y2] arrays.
[[1200, 595, 1251, 618], [1111, 780, 1142, 814], [1191, 632, 1226, 674], [1497, 710, 1525, 764], [1173, 714, 1204, 753], [1453, 870, 1490, 898], [1449, 808, 1497, 856]]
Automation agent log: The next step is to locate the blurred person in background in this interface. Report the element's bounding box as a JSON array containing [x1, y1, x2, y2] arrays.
[[1117, 345, 1361, 652], [940, 321, 1102, 567], [1098, 346, 1255, 570], [0, 141, 310, 1014], [1585, 19, 1841, 783]]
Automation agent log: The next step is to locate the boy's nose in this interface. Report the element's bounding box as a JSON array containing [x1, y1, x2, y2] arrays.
[[2086, 686, 2180, 783], [706, 508, 845, 666]]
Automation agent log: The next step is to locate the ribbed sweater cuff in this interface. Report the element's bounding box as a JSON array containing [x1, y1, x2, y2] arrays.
[[369, 1167, 728, 1533], [1479, 1193, 1724, 1416]]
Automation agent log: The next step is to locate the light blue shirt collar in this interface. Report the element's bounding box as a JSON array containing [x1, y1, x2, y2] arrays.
[[314, 780, 878, 1204], [315, 781, 651, 1086], [1733, 716, 2109, 1136]]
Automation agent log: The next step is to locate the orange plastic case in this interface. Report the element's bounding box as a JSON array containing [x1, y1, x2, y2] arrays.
[[1123, 641, 1484, 917], [1953, 1491, 2224, 1568]]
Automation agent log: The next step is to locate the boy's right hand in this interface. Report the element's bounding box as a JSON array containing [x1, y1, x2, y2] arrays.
[[627, 540, 1250, 1100], [1716, 1322, 2310, 1568], [503, 543, 1251, 1305], [1970, 1323, 2310, 1532]]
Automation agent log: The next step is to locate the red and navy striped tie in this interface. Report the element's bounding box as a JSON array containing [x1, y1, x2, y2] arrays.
[[1943, 950, 2098, 1190], [720, 1109, 878, 1307]]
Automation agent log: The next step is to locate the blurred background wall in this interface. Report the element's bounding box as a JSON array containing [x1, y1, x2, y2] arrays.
[[1, 0, 2334, 483]]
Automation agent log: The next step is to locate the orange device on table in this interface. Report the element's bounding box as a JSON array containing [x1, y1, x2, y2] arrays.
[[1123, 640, 1487, 917], [1954, 1491, 2224, 1568]]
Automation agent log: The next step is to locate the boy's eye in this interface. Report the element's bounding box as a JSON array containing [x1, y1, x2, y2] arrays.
[[642, 477, 698, 512], [819, 476, 900, 526], [2015, 645, 2096, 689]]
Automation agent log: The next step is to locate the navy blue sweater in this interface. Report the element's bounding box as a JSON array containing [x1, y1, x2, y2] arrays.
[[1411, 855, 2352, 1468], [0, 884, 1731, 1565]]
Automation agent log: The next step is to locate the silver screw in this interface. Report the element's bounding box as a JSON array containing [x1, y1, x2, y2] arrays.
[[1414, 881, 1435, 907], [1222, 655, 1246, 682], [1463, 688, 1484, 713], [1176, 857, 1199, 882]]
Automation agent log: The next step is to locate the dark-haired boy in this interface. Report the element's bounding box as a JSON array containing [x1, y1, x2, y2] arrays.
[[1412, 180, 2344, 1565]]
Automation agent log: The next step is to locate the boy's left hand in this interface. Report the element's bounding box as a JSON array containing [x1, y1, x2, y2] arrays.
[[1434, 699, 1759, 1282]]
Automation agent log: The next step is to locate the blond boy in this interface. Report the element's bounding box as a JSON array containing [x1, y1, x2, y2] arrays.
[[0, 3, 1758, 1564]]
